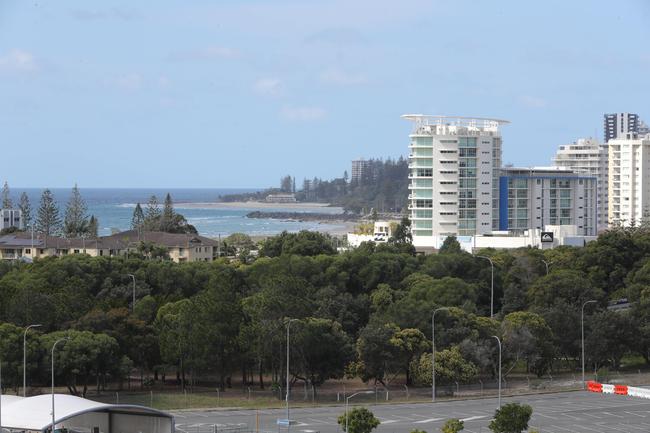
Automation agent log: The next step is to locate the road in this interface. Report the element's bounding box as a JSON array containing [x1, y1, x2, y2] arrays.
[[173, 391, 650, 433]]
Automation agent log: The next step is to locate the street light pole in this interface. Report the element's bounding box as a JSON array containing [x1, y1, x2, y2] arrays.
[[127, 274, 136, 312], [285, 319, 299, 433], [23, 324, 42, 396], [541, 260, 553, 275], [492, 335, 502, 409], [51, 337, 69, 433], [345, 391, 373, 432], [582, 300, 597, 389], [476, 255, 495, 318], [432, 307, 449, 402]]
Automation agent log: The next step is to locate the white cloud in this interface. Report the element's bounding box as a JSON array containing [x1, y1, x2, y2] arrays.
[[320, 67, 367, 86], [519, 95, 548, 108], [115, 73, 143, 91], [280, 106, 326, 121], [254, 78, 282, 96], [0, 49, 37, 73], [158, 76, 171, 89], [167, 46, 238, 62]]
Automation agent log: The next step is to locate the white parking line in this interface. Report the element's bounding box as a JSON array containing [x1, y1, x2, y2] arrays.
[[460, 416, 486, 422], [602, 411, 625, 418], [413, 418, 442, 424]]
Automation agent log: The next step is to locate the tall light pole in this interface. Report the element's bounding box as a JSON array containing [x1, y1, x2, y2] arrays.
[[476, 255, 495, 318], [432, 307, 449, 402], [582, 300, 597, 389], [345, 391, 373, 432], [126, 274, 136, 312], [492, 335, 502, 409], [23, 324, 42, 396], [51, 337, 70, 433], [285, 319, 299, 433], [541, 260, 553, 275]]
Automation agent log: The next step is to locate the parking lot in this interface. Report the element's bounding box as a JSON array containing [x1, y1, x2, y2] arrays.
[[173, 390, 650, 433]]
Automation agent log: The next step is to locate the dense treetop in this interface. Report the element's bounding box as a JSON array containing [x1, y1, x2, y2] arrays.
[[2, 226, 650, 395]]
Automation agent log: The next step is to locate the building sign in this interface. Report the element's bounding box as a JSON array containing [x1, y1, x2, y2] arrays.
[[541, 232, 554, 243]]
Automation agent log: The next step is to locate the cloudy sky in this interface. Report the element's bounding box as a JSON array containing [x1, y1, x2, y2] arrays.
[[1, 0, 649, 188]]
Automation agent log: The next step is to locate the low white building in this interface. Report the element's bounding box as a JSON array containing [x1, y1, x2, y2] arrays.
[[414, 224, 596, 253], [347, 221, 394, 247], [1, 393, 174, 433]]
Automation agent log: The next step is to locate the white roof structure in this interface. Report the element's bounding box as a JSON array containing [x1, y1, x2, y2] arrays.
[[1, 394, 174, 433]]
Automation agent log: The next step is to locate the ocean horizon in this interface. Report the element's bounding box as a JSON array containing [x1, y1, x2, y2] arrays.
[[5, 188, 348, 237]]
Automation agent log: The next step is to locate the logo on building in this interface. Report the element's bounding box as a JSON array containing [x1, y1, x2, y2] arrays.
[[541, 232, 554, 243]]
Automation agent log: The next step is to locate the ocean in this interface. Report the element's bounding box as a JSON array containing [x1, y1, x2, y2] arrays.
[[10, 188, 348, 237]]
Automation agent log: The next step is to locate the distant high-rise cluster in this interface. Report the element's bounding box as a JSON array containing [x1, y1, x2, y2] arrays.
[[403, 112, 649, 249]]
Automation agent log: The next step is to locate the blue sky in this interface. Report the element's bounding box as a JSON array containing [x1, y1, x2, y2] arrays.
[[1, 0, 648, 188]]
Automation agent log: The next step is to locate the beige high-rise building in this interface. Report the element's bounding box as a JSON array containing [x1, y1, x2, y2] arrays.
[[608, 135, 650, 226]]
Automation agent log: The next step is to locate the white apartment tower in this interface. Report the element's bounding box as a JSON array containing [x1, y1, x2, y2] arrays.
[[608, 135, 650, 226], [403, 115, 508, 246], [552, 137, 608, 230]]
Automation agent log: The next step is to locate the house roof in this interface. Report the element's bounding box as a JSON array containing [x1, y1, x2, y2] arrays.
[[1, 394, 172, 430], [0, 230, 218, 250]]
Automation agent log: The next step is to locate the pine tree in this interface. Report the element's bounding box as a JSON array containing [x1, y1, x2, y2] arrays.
[[87, 215, 99, 238], [145, 195, 161, 230], [131, 203, 145, 230], [161, 193, 175, 232], [19, 192, 32, 230], [35, 189, 61, 236], [2, 181, 12, 208], [64, 184, 89, 237]]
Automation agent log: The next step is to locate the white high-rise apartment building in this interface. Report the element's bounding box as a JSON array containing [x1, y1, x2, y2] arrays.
[[403, 115, 508, 246], [608, 135, 650, 226], [552, 137, 608, 230]]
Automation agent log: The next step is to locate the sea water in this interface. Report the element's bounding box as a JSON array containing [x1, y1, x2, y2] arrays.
[[10, 188, 347, 237]]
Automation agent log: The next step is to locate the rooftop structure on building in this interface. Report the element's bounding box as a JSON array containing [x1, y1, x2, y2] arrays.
[[552, 137, 608, 230], [403, 115, 508, 248], [604, 112, 644, 142]]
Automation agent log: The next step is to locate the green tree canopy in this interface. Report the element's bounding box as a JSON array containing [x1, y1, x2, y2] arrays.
[[441, 419, 464, 433], [337, 407, 380, 433], [488, 403, 533, 433]]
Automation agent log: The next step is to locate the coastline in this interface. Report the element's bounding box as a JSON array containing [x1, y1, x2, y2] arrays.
[[176, 201, 337, 210]]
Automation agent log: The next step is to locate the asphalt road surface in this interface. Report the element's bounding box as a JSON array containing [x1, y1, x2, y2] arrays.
[[173, 391, 650, 433]]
